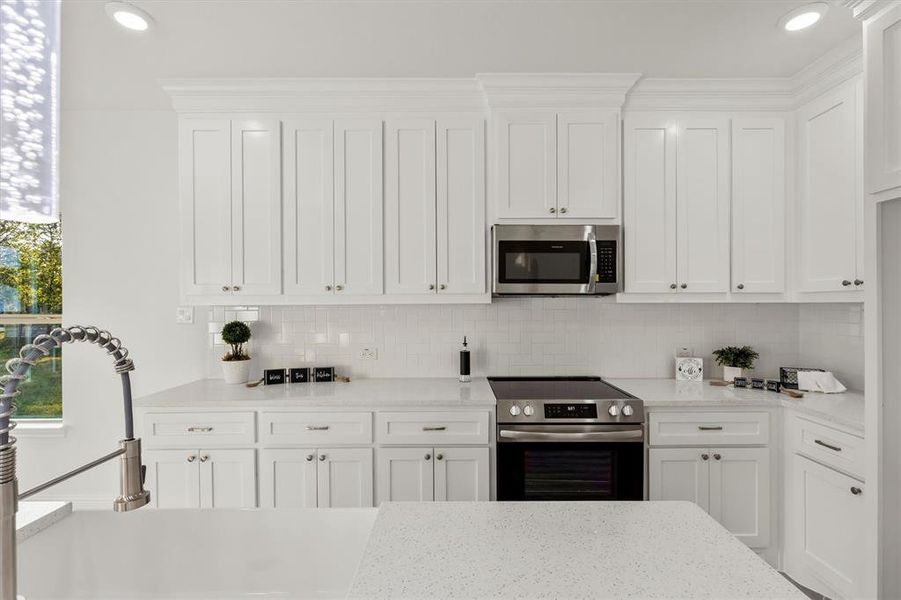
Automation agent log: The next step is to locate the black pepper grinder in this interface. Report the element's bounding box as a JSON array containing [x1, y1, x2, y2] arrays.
[[459, 336, 471, 383]]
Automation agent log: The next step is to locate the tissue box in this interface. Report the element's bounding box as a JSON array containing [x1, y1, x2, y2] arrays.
[[779, 367, 825, 390]]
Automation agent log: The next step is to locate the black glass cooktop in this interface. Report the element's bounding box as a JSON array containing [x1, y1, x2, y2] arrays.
[[488, 376, 634, 401]]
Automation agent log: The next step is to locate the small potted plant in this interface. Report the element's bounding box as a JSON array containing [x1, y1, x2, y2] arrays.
[[712, 345, 759, 382], [221, 320, 252, 384]]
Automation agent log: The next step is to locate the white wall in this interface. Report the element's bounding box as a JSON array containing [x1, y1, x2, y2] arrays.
[[16, 109, 207, 502]]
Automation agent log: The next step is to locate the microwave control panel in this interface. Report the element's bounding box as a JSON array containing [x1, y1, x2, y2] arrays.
[[596, 241, 617, 283]]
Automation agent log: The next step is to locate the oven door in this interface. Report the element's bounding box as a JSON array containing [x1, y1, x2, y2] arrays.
[[493, 225, 598, 295], [496, 424, 644, 501]]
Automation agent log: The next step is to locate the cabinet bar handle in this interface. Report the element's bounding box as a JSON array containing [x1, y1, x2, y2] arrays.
[[422, 426, 447, 431], [305, 425, 330, 431], [187, 426, 214, 433], [698, 425, 723, 431], [814, 439, 842, 452]]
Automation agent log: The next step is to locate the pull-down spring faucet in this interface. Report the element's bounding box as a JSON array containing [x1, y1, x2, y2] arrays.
[[0, 326, 151, 600]]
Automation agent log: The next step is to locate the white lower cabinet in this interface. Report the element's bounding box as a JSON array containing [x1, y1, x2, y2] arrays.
[[145, 448, 256, 509], [259, 447, 373, 508], [377, 447, 489, 504], [649, 447, 769, 548]]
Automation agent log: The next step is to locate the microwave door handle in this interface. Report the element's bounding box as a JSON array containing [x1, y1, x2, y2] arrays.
[[587, 232, 598, 292]]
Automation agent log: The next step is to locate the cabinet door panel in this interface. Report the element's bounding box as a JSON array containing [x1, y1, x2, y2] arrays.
[[179, 119, 232, 296], [317, 447, 373, 508], [283, 119, 335, 296], [199, 448, 257, 509], [144, 449, 200, 509], [865, 4, 901, 195], [376, 447, 434, 504], [231, 119, 282, 295], [495, 111, 556, 219], [259, 448, 318, 508], [385, 119, 437, 295], [648, 448, 709, 511], [624, 119, 677, 293], [732, 119, 785, 293], [676, 119, 730, 293], [557, 110, 618, 220], [708, 447, 770, 548], [798, 82, 860, 292], [434, 447, 489, 502], [335, 120, 383, 295], [437, 117, 486, 295]]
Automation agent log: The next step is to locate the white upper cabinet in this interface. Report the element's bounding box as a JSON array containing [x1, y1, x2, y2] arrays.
[[865, 3, 901, 197], [179, 118, 282, 298], [675, 119, 730, 293], [385, 118, 438, 295], [283, 119, 335, 297], [557, 110, 619, 219], [335, 119, 384, 296], [437, 117, 486, 295], [494, 110, 620, 221], [797, 79, 864, 293], [495, 111, 557, 219], [179, 119, 233, 297], [731, 119, 785, 294]]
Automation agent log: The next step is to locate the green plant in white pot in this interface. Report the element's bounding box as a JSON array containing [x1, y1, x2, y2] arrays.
[[221, 320, 252, 384], [712, 345, 759, 383]]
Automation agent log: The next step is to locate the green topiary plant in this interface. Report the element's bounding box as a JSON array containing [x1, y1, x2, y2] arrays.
[[712, 345, 759, 370], [221, 321, 251, 361]]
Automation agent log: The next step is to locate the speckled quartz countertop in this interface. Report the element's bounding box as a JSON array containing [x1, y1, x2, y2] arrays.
[[135, 377, 495, 409], [608, 379, 865, 433], [16, 501, 72, 543], [348, 501, 804, 600]]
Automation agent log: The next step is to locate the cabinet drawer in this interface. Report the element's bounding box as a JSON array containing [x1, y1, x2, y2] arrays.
[[788, 414, 864, 479], [142, 412, 255, 448], [649, 411, 769, 446], [377, 411, 490, 445], [259, 412, 372, 445]]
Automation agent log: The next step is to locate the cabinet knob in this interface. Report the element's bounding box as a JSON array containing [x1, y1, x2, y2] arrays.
[[559, 207, 567, 214], [222, 286, 230, 292], [670, 283, 677, 290], [701, 453, 709, 461], [429, 284, 435, 290], [305, 454, 314, 462], [187, 455, 196, 463], [436, 454, 444, 461], [713, 453, 721, 461], [325, 285, 333, 291], [549, 207, 556, 214], [232, 285, 241, 292], [439, 284, 446, 290], [854, 279, 864, 286], [850, 486, 862, 495], [335, 285, 344, 292], [736, 284, 744, 290], [318, 454, 327, 461], [200, 455, 209, 463], [842, 280, 852, 287], [424, 453, 431, 461], [680, 283, 687, 289]]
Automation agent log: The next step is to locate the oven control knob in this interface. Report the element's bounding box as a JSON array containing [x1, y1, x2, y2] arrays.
[[523, 405, 534, 417], [608, 404, 619, 417], [509, 405, 522, 416], [622, 405, 634, 417]]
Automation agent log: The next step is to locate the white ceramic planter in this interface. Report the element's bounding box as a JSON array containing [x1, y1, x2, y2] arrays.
[[221, 359, 251, 384], [722, 366, 744, 383]]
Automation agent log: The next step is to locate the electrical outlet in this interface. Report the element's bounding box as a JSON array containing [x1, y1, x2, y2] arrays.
[[359, 348, 378, 360], [175, 306, 194, 324]]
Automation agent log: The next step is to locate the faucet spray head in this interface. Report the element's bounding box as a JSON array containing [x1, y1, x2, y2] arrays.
[[113, 438, 150, 512]]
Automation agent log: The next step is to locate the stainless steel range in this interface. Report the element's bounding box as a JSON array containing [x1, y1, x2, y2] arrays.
[[490, 376, 645, 501]]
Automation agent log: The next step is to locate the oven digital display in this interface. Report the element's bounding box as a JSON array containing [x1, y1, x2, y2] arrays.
[[544, 403, 598, 419]]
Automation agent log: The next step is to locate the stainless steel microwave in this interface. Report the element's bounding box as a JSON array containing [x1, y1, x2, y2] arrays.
[[492, 224, 622, 296]]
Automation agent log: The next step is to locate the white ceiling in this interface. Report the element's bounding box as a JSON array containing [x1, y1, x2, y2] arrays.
[[61, 0, 861, 110]]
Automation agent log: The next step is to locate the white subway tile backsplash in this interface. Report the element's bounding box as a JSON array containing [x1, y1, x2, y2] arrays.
[[798, 303, 865, 390]]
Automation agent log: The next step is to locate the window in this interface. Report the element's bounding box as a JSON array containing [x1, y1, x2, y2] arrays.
[[0, 0, 62, 419]]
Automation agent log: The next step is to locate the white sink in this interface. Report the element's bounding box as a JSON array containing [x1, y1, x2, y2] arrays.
[[17, 508, 377, 599]]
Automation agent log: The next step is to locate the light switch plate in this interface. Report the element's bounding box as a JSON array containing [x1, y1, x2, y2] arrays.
[[176, 306, 194, 324]]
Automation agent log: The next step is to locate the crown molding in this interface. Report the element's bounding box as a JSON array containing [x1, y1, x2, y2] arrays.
[[791, 35, 863, 106], [841, 0, 900, 20], [159, 78, 487, 113], [476, 73, 641, 109]]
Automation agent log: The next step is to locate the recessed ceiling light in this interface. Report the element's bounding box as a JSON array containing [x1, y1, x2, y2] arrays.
[[104, 2, 153, 32], [778, 2, 828, 32]]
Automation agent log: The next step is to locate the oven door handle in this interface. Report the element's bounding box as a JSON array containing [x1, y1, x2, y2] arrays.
[[587, 231, 598, 293], [498, 428, 643, 443]]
